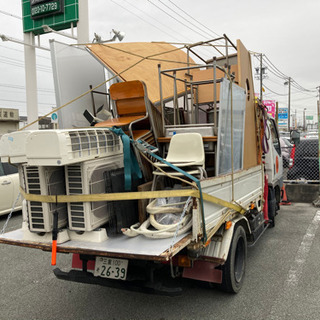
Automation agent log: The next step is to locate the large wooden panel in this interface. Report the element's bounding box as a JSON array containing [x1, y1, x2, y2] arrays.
[[236, 39, 258, 169], [192, 65, 238, 104], [87, 42, 195, 104]]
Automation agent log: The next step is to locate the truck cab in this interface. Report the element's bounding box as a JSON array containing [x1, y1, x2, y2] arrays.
[[264, 116, 283, 226]]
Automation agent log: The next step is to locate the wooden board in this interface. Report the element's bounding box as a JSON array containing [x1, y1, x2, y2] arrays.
[[236, 40, 258, 169], [86, 42, 195, 104], [192, 65, 238, 104]]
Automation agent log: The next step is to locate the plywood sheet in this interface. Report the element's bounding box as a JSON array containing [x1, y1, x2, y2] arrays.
[[236, 39, 258, 169], [192, 65, 238, 104], [86, 42, 194, 104]]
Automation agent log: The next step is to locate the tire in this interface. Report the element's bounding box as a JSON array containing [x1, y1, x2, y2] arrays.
[[220, 225, 247, 293], [268, 187, 276, 228]]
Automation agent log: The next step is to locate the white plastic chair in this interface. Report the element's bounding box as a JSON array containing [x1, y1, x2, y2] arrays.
[[153, 132, 205, 177]]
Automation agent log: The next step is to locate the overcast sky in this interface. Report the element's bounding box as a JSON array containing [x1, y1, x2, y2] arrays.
[[1, 0, 319, 125]]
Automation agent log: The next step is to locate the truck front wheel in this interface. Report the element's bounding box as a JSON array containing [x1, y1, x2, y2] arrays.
[[221, 225, 247, 293]]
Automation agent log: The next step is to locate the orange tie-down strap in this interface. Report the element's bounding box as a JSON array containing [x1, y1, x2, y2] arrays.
[[19, 187, 246, 214]]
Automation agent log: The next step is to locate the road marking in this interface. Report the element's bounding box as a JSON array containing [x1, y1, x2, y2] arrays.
[[267, 210, 320, 320], [286, 210, 320, 287]]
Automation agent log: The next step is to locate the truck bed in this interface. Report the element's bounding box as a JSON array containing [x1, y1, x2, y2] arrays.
[[0, 229, 192, 261]]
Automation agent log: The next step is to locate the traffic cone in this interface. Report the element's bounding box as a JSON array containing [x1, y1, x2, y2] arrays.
[[280, 184, 291, 205]]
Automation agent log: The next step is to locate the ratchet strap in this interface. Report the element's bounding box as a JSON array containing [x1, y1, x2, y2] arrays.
[[19, 187, 246, 214], [108, 126, 142, 191]]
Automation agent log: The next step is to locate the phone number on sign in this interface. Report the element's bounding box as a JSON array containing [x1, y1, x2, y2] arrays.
[[31, 2, 59, 16]]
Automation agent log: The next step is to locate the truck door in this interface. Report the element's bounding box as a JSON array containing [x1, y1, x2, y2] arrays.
[[264, 118, 283, 186]]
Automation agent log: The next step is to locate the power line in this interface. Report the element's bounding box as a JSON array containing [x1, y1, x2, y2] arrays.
[[147, 0, 210, 41], [0, 9, 21, 20], [0, 98, 54, 106], [263, 84, 288, 97], [263, 55, 316, 93], [114, 0, 183, 42], [253, 53, 317, 97], [0, 83, 54, 93], [0, 58, 52, 73], [0, 55, 52, 70], [157, 0, 214, 39], [165, 0, 221, 38], [0, 44, 51, 60], [110, 0, 212, 58]]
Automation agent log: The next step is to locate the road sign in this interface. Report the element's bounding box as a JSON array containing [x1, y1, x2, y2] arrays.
[[51, 112, 58, 123]]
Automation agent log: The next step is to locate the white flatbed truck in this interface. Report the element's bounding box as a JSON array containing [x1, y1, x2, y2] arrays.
[[0, 36, 283, 295]]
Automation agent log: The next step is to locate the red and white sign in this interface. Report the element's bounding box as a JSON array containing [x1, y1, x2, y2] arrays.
[[263, 100, 276, 118]]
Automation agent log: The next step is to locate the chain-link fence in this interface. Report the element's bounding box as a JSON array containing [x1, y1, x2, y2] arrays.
[[281, 137, 319, 183]]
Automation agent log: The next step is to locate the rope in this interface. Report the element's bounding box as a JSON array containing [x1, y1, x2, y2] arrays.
[[20, 42, 198, 131], [257, 102, 270, 154], [101, 42, 196, 65]]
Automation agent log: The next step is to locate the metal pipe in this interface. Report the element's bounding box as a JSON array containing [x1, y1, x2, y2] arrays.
[[223, 34, 237, 50], [213, 57, 218, 135], [161, 63, 225, 74], [173, 71, 179, 125], [190, 83, 195, 123], [158, 64, 165, 134], [230, 80, 235, 201], [225, 36, 229, 71]]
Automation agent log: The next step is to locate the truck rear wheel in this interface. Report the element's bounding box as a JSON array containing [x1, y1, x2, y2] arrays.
[[268, 187, 276, 228], [221, 225, 247, 293]]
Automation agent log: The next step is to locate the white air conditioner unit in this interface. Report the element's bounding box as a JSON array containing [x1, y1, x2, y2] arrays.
[[0, 131, 35, 163], [65, 155, 123, 232], [21, 165, 68, 233], [26, 128, 123, 166]]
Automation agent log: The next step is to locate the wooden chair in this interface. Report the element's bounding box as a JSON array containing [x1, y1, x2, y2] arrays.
[[95, 80, 152, 141]]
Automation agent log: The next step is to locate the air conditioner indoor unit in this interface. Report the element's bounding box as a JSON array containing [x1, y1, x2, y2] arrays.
[[21, 165, 68, 233], [0, 130, 36, 163], [65, 155, 124, 232], [26, 128, 123, 166]]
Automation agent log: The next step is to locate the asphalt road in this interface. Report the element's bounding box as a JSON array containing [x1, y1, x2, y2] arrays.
[[1, 202, 320, 320]]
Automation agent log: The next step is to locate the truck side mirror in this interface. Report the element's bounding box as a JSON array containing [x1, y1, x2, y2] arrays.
[[290, 130, 300, 146]]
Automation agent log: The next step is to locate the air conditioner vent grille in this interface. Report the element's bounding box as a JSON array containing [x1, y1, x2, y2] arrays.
[[67, 129, 121, 160], [66, 165, 85, 229], [23, 165, 68, 232]]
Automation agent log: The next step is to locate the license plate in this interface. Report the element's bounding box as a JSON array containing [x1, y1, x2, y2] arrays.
[[94, 257, 128, 280]]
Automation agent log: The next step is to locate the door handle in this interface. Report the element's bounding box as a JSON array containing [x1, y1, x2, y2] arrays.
[[1, 181, 11, 185]]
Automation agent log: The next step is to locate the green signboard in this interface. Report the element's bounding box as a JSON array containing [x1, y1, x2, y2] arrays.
[[22, 0, 78, 35], [306, 115, 314, 121]]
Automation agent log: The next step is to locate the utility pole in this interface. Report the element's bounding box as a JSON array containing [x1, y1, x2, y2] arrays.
[[286, 77, 291, 131]]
